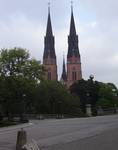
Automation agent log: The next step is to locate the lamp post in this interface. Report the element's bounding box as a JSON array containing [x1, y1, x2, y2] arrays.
[[86, 75, 94, 117], [22, 94, 26, 114], [86, 92, 92, 117], [20, 94, 28, 123], [57, 100, 62, 119], [89, 74, 94, 81], [112, 88, 117, 113]]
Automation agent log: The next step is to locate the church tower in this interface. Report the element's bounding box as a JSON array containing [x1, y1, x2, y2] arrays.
[[67, 4, 82, 87], [43, 4, 58, 80]]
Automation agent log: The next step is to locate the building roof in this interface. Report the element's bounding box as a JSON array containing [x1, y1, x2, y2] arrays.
[[43, 8, 56, 60], [67, 9, 80, 58]]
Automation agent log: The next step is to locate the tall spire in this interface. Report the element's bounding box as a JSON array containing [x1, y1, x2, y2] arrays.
[[46, 2, 53, 36], [61, 55, 67, 82], [67, 2, 79, 58], [43, 2, 56, 59], [70, 1, 76, 36], [43, 2, 57, 81], [67, 1, 82, 87], [71, 1, 73, 13], [48, 2, 50, 14]]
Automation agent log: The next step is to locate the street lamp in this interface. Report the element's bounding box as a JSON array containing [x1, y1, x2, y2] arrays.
[[22, 94, 26, 113], [20, 94, 28, 123], [57, 100, 62, 119], [86, 92, 92, 117], [112, 88, 117, 113], [86, 74, 95, 116], [89, 74, 94, 81]]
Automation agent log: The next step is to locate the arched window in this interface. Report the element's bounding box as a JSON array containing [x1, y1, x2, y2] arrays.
[[72, 67, 77, 81], [48, 68, 51, 80]]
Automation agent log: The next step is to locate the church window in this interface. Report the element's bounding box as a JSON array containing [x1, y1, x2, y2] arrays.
[[72, 67, 77, 81], [72, 71, 77, 81], [48, 68, 51, 80], [48, 72, 51, 80]]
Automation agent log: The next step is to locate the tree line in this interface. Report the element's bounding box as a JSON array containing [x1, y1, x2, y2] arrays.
[[0, 48, 81, 122], [0, 48, 118, 122]]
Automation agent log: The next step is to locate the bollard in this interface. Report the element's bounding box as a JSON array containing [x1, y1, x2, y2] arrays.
[[16, 128, 27, 150]]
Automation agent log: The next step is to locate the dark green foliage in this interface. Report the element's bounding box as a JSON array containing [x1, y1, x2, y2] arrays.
[[70, 79, 99, 114], [70, 78, 118, 113], [0, 47, 82, 122], [1, 47, 117, 122], [97, 83, 118, 108], [34, 80, 81, 116], [0, 48, 45, 120], [0, 48, 45, 80]]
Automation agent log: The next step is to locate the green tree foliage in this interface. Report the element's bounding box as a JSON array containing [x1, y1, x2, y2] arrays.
[[97, 83, 118, 108], [0, 47, 82, 120], [34, 80, 81, 116], [0, 48, 45, 119], [0, 48, 45, 81], [70, 79, 99, 114], [70, 78, 118, 112]]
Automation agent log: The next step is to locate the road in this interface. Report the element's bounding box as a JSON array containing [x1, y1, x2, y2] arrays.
[[0, 115, 118, 150], [43, 127, 118, 150]]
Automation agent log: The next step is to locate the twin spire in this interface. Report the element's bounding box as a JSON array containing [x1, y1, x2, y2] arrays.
[[44, 2, 80, 83], [46, 1, 76, 37], [46, 2, 53, 36]]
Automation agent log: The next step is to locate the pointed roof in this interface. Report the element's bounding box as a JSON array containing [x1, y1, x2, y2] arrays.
[[69, 7, 76, 36], [61, 56, 67, 81], [67, 4, 80, 59], [46, 7, 53, 36], [43, 3, 56, 60]]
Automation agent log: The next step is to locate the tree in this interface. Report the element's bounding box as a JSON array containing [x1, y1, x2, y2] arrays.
[[0, 47, 45, 120], [97, 83, 118, 109], [0, 47, 45, 81], [34, 80, 81, 116], [70, 79, 99, 115]]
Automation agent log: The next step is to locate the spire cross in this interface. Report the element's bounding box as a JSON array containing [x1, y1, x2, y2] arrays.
[[48, 2, 50, 13], [71, 0, 73, 12]]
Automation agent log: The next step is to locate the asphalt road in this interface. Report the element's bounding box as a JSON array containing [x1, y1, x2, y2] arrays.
[[43, 127, 118, 150], [1, 115, 118, 150]]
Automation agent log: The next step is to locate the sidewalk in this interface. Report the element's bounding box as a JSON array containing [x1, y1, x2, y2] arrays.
[[0, 122, 33, 134]]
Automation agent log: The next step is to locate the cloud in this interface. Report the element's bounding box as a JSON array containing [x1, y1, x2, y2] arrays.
[[78, 11, 118, 85], [0, 13, 45, 60]]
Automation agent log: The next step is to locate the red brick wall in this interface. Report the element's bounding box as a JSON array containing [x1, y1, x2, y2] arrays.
[[43, 57, 57, 81], [67, 56, 82, 87]]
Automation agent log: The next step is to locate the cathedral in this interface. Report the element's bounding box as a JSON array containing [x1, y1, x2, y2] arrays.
[[43, 5, 82, 87]]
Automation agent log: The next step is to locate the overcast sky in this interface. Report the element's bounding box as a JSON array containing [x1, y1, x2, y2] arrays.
[[0, 0, 118, 87]]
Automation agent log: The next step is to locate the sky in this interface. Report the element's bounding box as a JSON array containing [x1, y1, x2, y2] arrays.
[[0, 0, 118, 87]]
